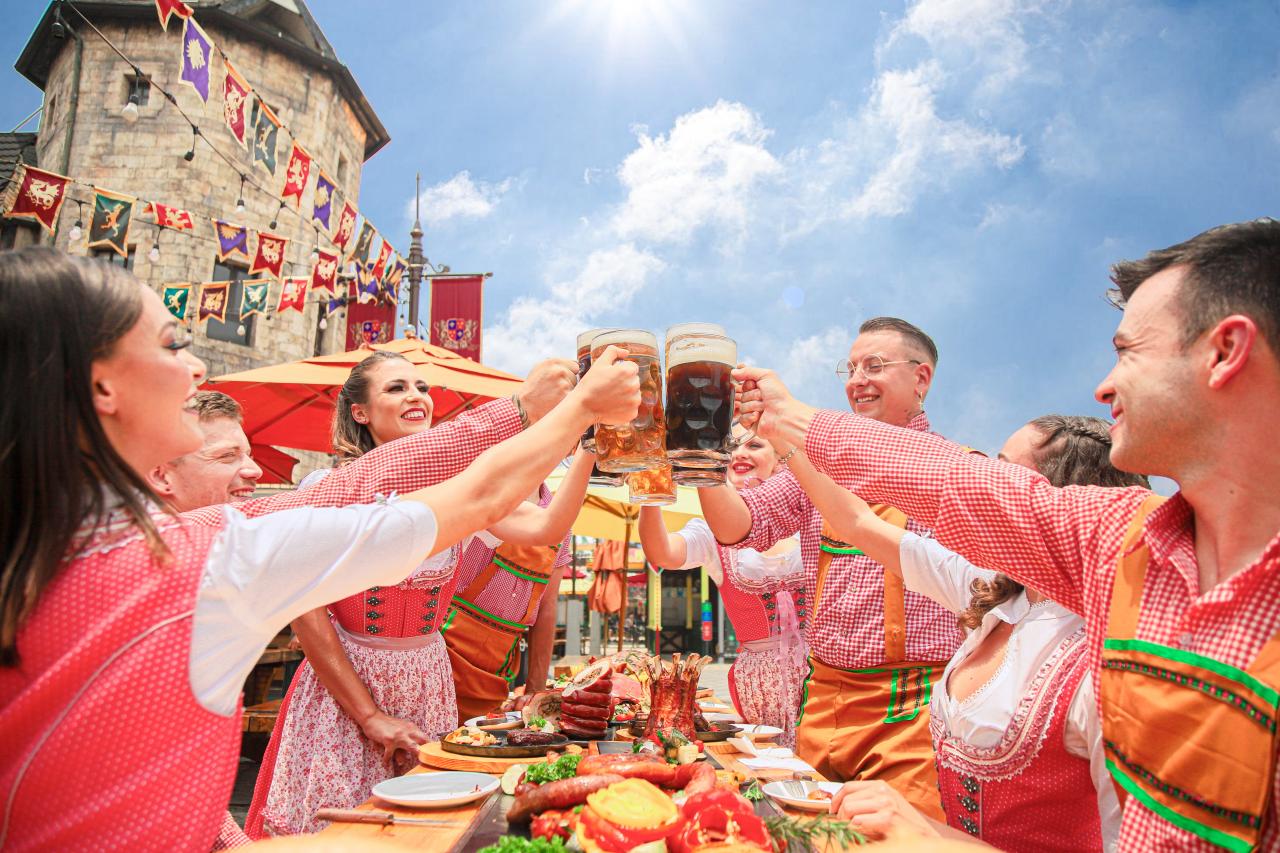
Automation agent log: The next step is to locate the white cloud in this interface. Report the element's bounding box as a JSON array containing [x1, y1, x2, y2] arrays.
[[610, 100, 782, 248], [886, 0, 1034, 96], [413, 171, 514, 227], [483, 244, 666, 375], [771, 325, 853, 407]]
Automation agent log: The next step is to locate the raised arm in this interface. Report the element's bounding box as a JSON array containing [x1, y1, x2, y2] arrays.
[[784, 446, 905, 575], [488, 449, 595, 546], [698, 469, 808, 552], [734, 365, 1151, 613], [638, 505, 690, 569]]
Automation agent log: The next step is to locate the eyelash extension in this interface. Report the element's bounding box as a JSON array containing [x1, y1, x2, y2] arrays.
[[165, 340, 192, 351]]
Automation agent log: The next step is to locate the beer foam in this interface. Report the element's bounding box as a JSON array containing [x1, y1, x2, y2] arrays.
[[666, 335, 737, 368]]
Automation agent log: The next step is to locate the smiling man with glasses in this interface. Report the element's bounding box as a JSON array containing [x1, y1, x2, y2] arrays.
[[698, 316, 963, 819]]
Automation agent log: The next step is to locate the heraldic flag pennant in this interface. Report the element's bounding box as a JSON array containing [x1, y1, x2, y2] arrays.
[[240, 279, 271, 319], [281, 143, 312, 207], [384, 255, 406, 288], [277, 277, 307, 314], [311, 249, 338, 293], [331, 202, 357, 252], [149, 202, 194, 231], [222, 60, 251, 147], [179, 17, 213, 103], [312, 171, 335, 230], [162, 283, 192, 321], [198, 282, 231, 324], [251, 99, 281, 175], [356, 262, 381, 304], [349, 221, 375, 264], [154, 0, 192, 31], [3, 164, 70, 234], [251, 232, 288, 279], [371, 240, 392, 279], [212, 219, 250, 262], [87, 188, 134, 257], [429, 275, 485, 363]]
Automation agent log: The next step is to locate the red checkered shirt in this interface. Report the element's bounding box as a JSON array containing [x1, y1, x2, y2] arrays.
[[183, 399, 522, 526], [804, 409, 1280, 852], [737, 411, 963, 668], [453, 483, 573, 624]]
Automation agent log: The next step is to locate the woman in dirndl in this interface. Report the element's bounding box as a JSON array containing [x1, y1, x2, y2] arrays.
[[638, 428, 807, 746]]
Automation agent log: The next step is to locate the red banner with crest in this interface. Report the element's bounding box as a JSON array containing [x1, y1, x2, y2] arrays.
[[345, 294, 396, 351], [428, 275, 484, 363]]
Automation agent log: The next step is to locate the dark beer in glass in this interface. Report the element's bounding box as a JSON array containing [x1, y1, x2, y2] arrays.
[[664, 332, 737, 472]]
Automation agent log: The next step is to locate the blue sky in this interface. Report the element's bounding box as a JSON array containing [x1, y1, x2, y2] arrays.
[[2, 0, 1277, 456]]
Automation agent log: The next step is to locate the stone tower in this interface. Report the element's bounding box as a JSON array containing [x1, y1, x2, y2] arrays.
[[14, 0, 390, 377]]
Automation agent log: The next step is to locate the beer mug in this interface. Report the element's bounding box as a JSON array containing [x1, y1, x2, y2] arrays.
[[577, 327, 615, 452], [672, 463, 726, 488], [592, 329, 666, 473], [664, 331, 743, 469], [627, 462, 676, 506]]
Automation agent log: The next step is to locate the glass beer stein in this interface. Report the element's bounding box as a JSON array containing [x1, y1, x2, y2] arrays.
[[627, 462, 676, 506], [591, 329, 666, 473], [664, 331, 741, 472]]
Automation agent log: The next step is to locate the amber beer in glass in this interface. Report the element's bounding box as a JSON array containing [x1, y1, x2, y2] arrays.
[[591, 329, 666, 473], [577, 328, 625, 485], [664, 332, 738, 471], [627, 462, 676, 506]]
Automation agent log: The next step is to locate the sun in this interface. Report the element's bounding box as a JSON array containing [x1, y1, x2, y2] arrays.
[[540, 0, 704, 72]]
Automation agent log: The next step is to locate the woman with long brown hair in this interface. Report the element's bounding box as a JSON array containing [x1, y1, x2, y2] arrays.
[[0, 249, 638, 850], [785, 415, 1147, 852], [248, 350, 592, 836]]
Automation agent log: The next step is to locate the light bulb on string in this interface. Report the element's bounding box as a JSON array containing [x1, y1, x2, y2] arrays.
[[310, 248, 320, 264], [237, 323, 246, 336], [318, 315, 328, 330], [182, 125, 199, 162], [67, 202, 85, 242], [122, 94, 139, 124], [234, 175, 246, 215], [148, 243, 160, 263]]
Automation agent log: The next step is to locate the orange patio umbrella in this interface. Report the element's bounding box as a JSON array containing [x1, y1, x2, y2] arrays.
[[204, 337, 523, 481]]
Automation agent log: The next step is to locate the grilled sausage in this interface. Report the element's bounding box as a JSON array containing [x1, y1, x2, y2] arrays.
[[561, 701, 612, 721], [506, 773, 626, 823], [559, 719, 609, 739]]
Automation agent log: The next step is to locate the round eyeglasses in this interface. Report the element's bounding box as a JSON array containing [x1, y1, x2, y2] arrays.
[[835, 355, 921, 379]]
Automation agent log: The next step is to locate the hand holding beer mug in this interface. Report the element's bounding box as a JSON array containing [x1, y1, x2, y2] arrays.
[[575, 344, 643, 427], [591, 329, 666, 473]]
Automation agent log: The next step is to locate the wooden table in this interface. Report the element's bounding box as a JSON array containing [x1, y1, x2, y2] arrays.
[[318, 706, 835, 850]]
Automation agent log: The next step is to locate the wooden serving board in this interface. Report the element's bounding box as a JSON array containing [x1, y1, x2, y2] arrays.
[[419, 741, 544, 772]]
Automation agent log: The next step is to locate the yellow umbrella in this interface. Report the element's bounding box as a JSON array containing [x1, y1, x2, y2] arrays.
[[544, 469, 703, 542]]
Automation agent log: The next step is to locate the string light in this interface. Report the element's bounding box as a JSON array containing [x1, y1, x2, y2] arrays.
[[67, 200, 85, 241], [122, 93, 139, 124], [269, 201, 285, 231], [182, 125, 199, 162], [234, 175, 246, 215], [148, 242, 160, 262]]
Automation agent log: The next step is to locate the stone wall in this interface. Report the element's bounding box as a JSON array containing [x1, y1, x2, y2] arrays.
[[37, 14, 367, 378]]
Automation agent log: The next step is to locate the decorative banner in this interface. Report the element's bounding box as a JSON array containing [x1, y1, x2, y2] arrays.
[[154, 0, 192, 32], [211, 219, 250, 263], [161, 283, 192, 321], [345, 296, 395, 350], [178, 17, 213, 103], [312, 171, 335, 230], [239, 279, 271, 319], [384, 255, 405, 289], [250, 99, 281, 175], [277, 278, 307, 314], [250, 232, 288, 279], [349, 220, 375, 264], [221, 60, 250, 147], [87, 188, 134, 257], [326, 296, 345, 316], [3, 164, 70, 234], [148, 202, 194, 231], [355, 261, 380, 304], [331, 202, 357, 252], [197, 282, 230, 324], [281, 143, 312, 207], [371, 239, 392, 280], [429, 275, 484, 363], [310, 249, 338, 293]]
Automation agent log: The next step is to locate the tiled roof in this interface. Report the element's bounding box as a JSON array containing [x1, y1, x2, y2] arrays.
[[0, 132, 39, 187]]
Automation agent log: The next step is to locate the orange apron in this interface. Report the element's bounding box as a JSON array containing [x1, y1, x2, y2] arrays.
[[794, 509, 947, 820], [441, 542, 559, 723], [1101, 496, 1280, 852]]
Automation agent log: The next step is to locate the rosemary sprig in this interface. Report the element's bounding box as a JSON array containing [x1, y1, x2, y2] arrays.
[[764, 813, 867, 851], [744, 779, 765, 801]]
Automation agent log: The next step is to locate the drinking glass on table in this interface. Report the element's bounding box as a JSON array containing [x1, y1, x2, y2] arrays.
[[627, 462, 676, 506], [592, 329, 666, 473]]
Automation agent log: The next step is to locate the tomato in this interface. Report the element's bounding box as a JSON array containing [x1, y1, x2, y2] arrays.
[[579, 805, 686, 852], [680, 789, 755, 820], [669, 796, 772, 853], [530, 809, 574, 842]]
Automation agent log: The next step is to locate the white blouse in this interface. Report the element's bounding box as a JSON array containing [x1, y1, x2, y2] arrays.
[[675, 517, 802, 587], [899, 532, 1122, 851], [191, 498, 438, 716]]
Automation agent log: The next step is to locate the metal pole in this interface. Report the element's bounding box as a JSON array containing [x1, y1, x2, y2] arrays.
[[407, 172, 424, 331]]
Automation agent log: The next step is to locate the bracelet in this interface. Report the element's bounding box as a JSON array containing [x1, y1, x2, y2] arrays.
[[778, 447, 798, 467], [510, 394, 531, 430]]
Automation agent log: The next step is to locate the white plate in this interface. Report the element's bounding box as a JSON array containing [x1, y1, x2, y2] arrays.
[[463, 712, 522, 729], [372, 772, 500, 808], [735, 723, 783, 739], [703, 712, 743, 723], [762, 780, 843, 812]]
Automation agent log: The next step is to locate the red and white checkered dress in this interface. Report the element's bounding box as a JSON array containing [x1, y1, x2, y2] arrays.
[[803, 409, 1280, 852], [738, 412, 962, 668]]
